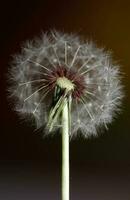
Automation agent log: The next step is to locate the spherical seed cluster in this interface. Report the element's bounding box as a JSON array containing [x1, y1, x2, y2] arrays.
[[9, 31, 123, 138]]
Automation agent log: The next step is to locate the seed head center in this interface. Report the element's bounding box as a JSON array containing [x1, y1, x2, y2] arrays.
[[56, 76, 75, 91]]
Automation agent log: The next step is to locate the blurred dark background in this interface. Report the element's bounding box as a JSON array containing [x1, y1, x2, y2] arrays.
[[0, 0, 130, 199]]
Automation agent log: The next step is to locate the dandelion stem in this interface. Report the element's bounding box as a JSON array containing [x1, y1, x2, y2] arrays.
[[62, 98, 69, 200]]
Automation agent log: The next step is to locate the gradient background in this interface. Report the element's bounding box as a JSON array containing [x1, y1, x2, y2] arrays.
[[1, 0, 130, 199]]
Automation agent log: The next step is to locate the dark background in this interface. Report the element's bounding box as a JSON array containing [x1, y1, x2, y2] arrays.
[[1, 0, 130, 199]]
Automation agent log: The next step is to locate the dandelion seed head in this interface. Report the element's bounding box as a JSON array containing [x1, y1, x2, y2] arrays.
[[8, 30, 124, 138]]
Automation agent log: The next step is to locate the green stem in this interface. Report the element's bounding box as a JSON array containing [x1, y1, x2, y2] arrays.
[[62, 98, 69, 200]]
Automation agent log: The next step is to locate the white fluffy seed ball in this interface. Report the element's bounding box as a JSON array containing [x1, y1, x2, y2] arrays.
[[8, 31, 124, 138]]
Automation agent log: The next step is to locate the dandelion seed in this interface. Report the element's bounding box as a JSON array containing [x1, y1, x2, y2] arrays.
[[27, 59, 52, 72], [33, 88, 52, 114], [70, 46, 81, 67], [24, 84, 50, 102], [19, 79, 47, 86], [80, 64, 99, 75], [52, 46, 61, 66], [80, 97, 94, 121], [64, 42, 67, 65], [78, 56, 93, 72]]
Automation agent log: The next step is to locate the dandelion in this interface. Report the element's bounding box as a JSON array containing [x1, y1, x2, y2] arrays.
[[8, 30, 123, 200]]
